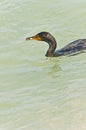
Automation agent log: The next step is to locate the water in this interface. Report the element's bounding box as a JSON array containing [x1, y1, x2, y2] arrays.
[[0, 0, 86, 130]]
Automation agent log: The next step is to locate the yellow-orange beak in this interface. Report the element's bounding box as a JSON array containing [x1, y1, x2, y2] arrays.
[[26, 35, 42, 41]]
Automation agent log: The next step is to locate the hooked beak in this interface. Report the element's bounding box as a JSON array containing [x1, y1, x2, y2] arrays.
[[26, 35, 42, 41]]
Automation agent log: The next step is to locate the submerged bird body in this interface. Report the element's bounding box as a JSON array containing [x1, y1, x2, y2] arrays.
[[55, 39, 86, 56], [26, 32, 86, 57]]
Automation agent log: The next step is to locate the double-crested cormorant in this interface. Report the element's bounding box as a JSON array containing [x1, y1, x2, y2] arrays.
[[26, 32, 86, 57]]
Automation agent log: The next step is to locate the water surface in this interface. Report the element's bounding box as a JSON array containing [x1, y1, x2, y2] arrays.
[[0, 0, 86, 130]]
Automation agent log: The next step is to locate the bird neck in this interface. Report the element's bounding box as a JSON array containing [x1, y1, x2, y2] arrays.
[[45, 38, 57, 57]]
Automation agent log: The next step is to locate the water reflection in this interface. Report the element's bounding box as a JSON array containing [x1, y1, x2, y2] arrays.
[[45, 57, 62, 77]]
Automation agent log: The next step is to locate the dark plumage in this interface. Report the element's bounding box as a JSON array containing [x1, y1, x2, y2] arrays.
[[26, 32, 86, 57]]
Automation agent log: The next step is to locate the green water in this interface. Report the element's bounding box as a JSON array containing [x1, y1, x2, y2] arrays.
[[0, 0, 86, 130]]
